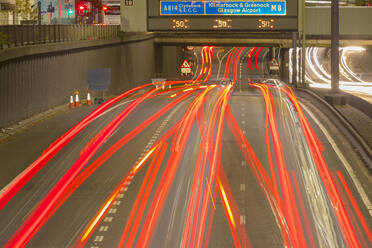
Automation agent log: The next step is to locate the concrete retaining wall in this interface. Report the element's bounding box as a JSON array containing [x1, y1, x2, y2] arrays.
[[306, 7, 372, 36], [0, 37, 156, 128]]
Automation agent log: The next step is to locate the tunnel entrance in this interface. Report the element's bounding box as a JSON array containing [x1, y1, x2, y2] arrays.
[[156, 45, 289, 89]]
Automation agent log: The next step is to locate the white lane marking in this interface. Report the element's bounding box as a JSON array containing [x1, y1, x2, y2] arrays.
[[99, 226, 109, 232], [243, 130, 246, 135], [241, 121, 246, 124], [0, 100, 137, 195], [217, 47, 235, 80], [104, 216, 113, 222], [242, 108, 245, 111], [98, 99, 135, 119], [108, 208, 117, 214], [302, 104, 372, 216], [94, 236, 104, 242], [90, 98, 184, 246], [240, 215, 246, 225], [241, 161, 247, 167], [241, 113, 246, 117], [91, 246, 99, 248], [240, 184, 246, 192]]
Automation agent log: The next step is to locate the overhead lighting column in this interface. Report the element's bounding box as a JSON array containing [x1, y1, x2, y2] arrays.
[[331, 0, 340, 93]]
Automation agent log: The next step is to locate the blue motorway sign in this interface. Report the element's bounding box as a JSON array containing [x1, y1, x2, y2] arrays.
[[160, 1, 286, 16]]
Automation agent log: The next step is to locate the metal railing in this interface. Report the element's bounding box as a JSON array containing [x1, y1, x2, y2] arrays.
[[0, 24, 121, 49]]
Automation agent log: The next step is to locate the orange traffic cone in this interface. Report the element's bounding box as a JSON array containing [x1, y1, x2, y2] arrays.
[[87, 90, 92, 106], [74, 91, 80, 107], [69, 93, 74, 109]]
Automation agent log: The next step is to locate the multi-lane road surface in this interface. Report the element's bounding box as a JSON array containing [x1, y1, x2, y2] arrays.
[[0, 46, 371, 247]]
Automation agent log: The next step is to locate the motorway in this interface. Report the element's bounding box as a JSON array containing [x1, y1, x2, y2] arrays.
[[0, 46, 371, 248], [304, 47, 372, 103]]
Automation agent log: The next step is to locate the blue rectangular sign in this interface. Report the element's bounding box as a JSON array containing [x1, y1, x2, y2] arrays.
[[160, 1, 205, 15], [160, 1, 286, 16]]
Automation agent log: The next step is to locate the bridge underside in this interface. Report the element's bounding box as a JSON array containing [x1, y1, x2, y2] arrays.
[[153, 33, 372, 48]]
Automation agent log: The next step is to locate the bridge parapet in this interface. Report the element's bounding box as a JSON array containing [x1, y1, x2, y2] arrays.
[[0, 25, 120, 49]]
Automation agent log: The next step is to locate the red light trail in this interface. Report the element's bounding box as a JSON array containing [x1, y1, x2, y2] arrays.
[[2, 46, 370, 248]]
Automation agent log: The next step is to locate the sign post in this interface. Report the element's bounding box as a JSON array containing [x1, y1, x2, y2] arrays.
[[269, 58, 280, 72], [180, 59, 192, 76], [331, 0, 339, 93], [87, 68, 111, 104]]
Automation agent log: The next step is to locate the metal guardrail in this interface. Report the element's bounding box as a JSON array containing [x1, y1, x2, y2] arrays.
[[0, 25, 121, 49]]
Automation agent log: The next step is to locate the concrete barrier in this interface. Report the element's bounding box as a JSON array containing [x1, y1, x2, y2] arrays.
[[0, 34, 156, 128]]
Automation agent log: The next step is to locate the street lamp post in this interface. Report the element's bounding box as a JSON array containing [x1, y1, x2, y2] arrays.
[[331, 0, 340, 93], [301, 0, 306, 87]]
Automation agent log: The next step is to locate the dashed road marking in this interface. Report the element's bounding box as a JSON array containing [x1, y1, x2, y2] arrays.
[[240, 215, 246, 225], [243, 130, 246, 134], [88, 102, 184, 247], [302, 104, 372, 216], [241, 161, 247, 167], [241, 120, 246, 124], [99, 226, 109, 232], [104, 216, 113, 222], [108, 208, 117, 214], [240, 184, 246, 192], [94, 236, 104, 242]]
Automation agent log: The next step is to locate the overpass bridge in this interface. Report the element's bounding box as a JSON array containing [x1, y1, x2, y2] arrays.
[[0, 1, 371, 247]]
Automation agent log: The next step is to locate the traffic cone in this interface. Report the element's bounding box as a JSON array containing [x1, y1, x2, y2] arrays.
[[74, 91, 80, 107], [69, 93, 74, 109], [86, 90, 92, 106]]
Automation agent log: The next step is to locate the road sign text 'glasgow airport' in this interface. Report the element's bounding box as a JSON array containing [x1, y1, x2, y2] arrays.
[[148, 0, 297, 31]]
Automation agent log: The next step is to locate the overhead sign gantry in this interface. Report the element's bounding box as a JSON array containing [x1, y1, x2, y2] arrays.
[[147, 0, 297, 31]]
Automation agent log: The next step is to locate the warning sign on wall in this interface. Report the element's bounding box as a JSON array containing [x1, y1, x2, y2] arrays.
[[269, 58, 280, 71], [181, 59, 192, 76]]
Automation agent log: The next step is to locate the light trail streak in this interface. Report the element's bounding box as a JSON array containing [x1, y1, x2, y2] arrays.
[[5, 87, 161, 248], [252, 83, 307, 247], [204, 186, 218, 248], [217, 47, 234, 80], [291, 171, 317, 248], [5, 81, 196, 248], [195, 46, 207, 82], [135, 86, 215, 248], [0, 83, 155, 211], [3, 44, 371, 248], [337, 171, 372, 244], [247, 47, 257, 70], [79, 146, 157, 245], [75, 143, 162, 248], [254, 47, 264, 71], [218, 167, 251, 248], [204, 46, 214, 82], [42, 89, 197, 236], [206, 177, 216, 210], [195, 85, 233, 248], [217, 177, 236, 228], [233, 48, 246, 82], [117, 143, 168, 248], [224, 47, 238, 79], [228, 105, 289, 245], [281, 87, 361, 247]]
